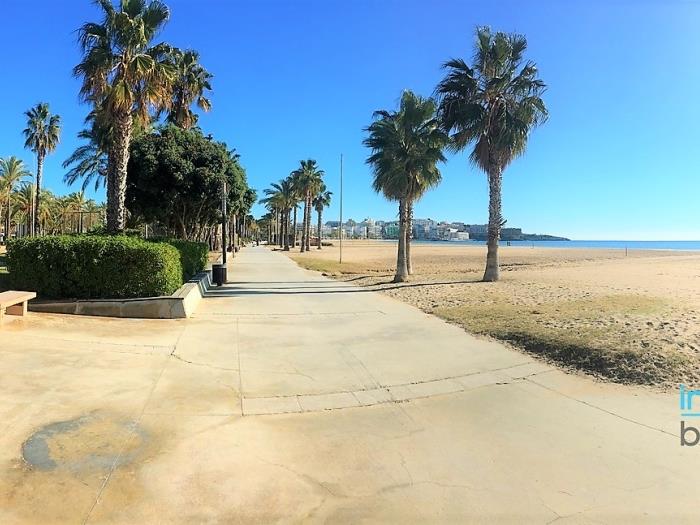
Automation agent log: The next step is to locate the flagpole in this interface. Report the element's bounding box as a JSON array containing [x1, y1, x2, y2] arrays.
[[339, 153, 343, 264]]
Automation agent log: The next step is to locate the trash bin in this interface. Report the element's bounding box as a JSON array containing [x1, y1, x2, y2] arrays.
[[212, 264, 227, 286]]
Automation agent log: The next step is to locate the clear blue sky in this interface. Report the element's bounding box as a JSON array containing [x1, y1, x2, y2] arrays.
[[1, 0, 698, 240]]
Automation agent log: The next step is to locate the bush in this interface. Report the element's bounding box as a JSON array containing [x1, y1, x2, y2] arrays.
[[7, 235, 182, 299], [0, 272, 9, 292], [149, 238, 209, 281]]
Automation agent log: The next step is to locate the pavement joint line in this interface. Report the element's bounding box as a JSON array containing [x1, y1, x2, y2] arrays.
[[238, 363, 532, 401], [83, 324, 188, 525], [3, 333, 176, 352], [169, 352, 239, 372], [192, 310, 385, 318], [237, 367, 536, 415], [524, 376, 679, 439], [237, 317, 243, 416]]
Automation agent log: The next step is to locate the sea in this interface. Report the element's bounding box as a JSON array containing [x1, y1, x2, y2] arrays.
[[409, 240, 700, 251]]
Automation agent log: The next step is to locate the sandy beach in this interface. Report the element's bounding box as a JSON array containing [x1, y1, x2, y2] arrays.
[[287, 240, 700, 387]]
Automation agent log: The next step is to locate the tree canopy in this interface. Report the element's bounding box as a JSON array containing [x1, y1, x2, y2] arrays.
[[126, 125, 250, 240]]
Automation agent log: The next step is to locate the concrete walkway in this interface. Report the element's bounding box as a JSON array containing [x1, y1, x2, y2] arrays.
[[0, 246, 698, 524]]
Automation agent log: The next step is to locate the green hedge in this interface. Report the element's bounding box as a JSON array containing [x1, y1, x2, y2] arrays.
[[7, 235, 182, 299], [149, 238, 209, 281]]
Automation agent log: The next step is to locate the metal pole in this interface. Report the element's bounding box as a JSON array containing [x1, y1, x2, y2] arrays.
[[222, 178, 228, 265], [339, 153, 343, 264]]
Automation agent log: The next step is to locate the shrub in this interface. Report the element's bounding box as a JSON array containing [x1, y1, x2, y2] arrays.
[[7, 235, 182, 299], [0, 272, 9, 292], [149, 238, 209, 281]]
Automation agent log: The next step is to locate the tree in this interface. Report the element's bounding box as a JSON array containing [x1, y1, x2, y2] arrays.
[[13, 182, 36, 235], [260, 179, 295, 250], [63, 111, 109, 192], [292, 159, 324, 252], [312, 185, 332, 249], [364, 90, 447, 282], [74, 0, 175, 233], [436, 27, 548, 281], [23, 102, 61, 235], [167, 49, 213, 129], [288, 170, 304, 247], [0, 157, 32, 241], [126, 126, 249, 241]]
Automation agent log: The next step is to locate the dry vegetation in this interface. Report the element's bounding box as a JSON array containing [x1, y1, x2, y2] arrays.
[[287, 241, 700, 388]]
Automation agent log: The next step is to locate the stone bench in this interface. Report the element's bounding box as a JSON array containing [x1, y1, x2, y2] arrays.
[[0, 291, 37, 326]]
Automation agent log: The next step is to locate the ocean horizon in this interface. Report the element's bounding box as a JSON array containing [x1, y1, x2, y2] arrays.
[[398, 239, 700, 251]]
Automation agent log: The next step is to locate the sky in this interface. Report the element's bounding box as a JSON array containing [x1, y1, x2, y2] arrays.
[[1, 0, 699, 240]]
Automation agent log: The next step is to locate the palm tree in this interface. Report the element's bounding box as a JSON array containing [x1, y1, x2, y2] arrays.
[[167, 49, 213, 129], [0, 157, 32, 241], [23, 102, 61, 235], [436, 27, 548, 281], [292, 159, 324, 252], [364, 90, 448, 283], [13, 182, 36, 237], [63, 110, 110, 192], [288, 170, 304, 247], [74, 0, 175, 233], [312, 185, 332, 249], [260, 179, 295, 250]]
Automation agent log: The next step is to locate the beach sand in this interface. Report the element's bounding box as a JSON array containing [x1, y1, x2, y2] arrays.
[[287, 240, 700, 387]]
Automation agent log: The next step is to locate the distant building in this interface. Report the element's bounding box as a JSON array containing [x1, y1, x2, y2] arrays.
[[383, 222, 400, 239]]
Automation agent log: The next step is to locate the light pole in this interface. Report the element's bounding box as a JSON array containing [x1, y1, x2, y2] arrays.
[[339, 153, 343, 264], [221, 178, 228, 265]]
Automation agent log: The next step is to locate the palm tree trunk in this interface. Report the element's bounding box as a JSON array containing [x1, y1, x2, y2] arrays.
[[5, 191, 10, 243], [106, 112, 133, 233], [317, 209, 322, 249], [292, 205, 297, 247], [483, 168, 502, 282], [406, 200, 413, 275], [34, 154, 44, 235], [394, 199, 409, 283], [230, 215, 236, 257], [305, 193, 312, 251], [276, 210, 281, 246], [283, 209, 290, 250], [300, 196, 307, 252]]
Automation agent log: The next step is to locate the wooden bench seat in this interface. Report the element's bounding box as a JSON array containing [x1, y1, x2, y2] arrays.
[[0, 291, 37, 325]]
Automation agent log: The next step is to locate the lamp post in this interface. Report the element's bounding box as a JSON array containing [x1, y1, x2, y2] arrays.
[[221, 178, 228, 265], [339, 153, 343, 264]]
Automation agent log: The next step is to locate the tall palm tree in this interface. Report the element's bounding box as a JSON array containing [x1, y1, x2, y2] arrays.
[[364, 90, 448, 283], [74, 0, 175, 233], [312, 184, 332, 249], [167, 49, 213, 129], [260, 179, 295, 250], [436, 27, 548, 281], [23, 102, 61, 235], [288, 170, 304, 247], [0, 157, 32, 242], [292, 159, 324, 252]]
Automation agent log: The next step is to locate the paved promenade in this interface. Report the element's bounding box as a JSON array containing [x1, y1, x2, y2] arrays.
[[1, 246, 698, 523]]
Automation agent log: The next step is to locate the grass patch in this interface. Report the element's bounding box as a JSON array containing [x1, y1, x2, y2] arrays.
[[435, 294, 695, 386], [289, 256, 386, 276]]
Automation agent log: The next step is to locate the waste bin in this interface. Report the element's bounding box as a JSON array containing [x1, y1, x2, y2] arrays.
[[212, 264, 227, 286]]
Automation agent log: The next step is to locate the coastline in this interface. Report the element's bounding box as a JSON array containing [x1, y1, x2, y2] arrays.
[[342, 238, 700, 251]]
